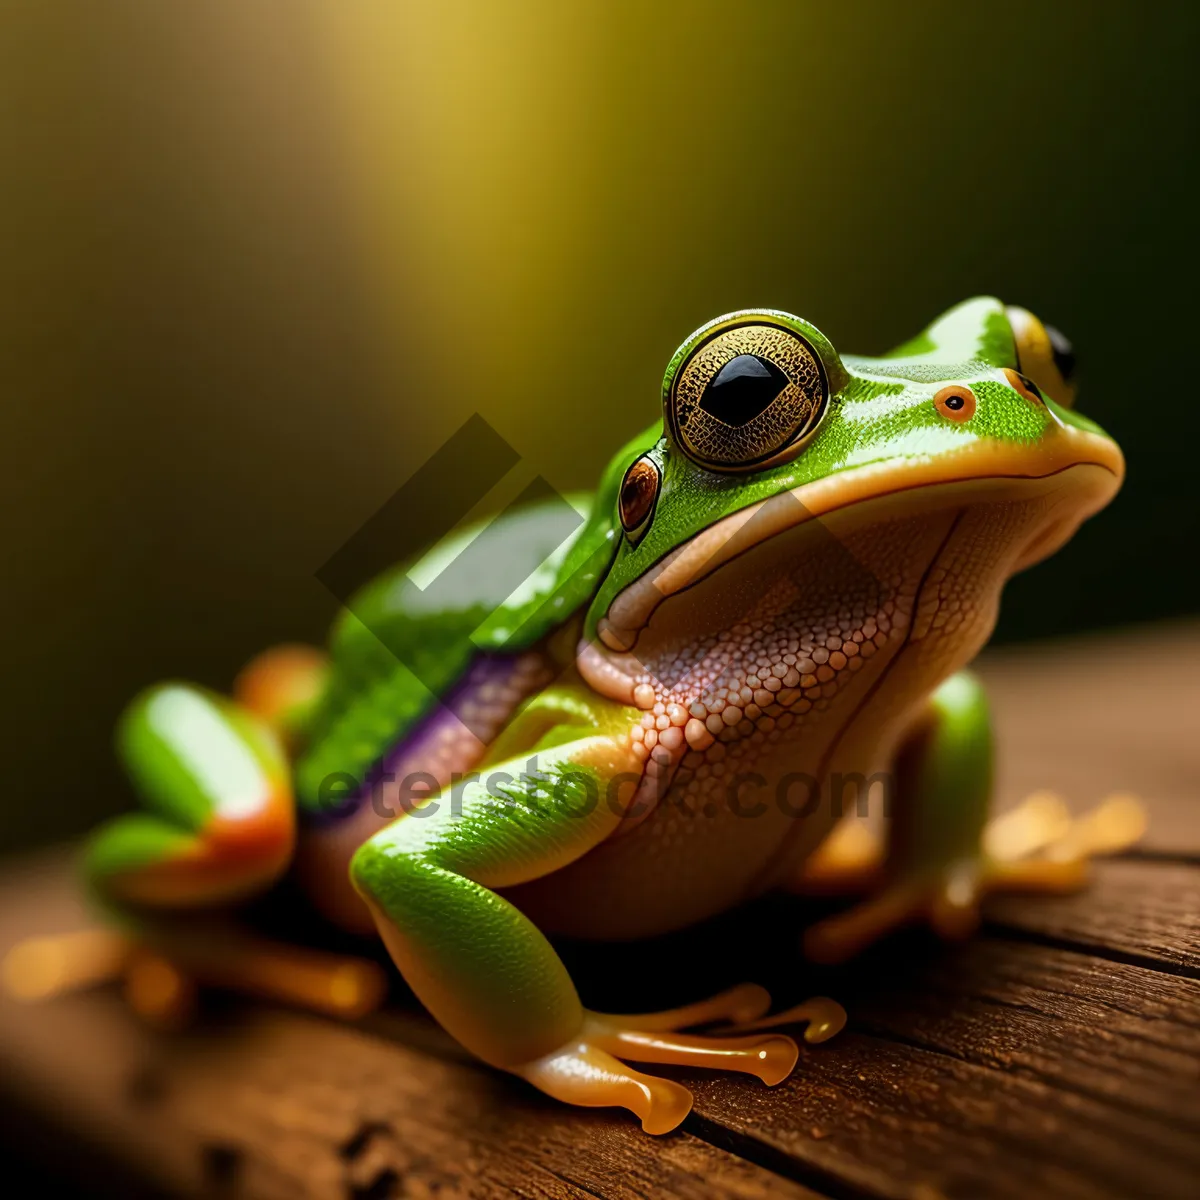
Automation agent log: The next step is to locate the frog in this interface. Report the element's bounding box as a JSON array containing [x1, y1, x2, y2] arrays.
[[65, 297, 1143, 1134]]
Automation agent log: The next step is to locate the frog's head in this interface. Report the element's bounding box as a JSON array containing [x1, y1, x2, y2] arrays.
[[577, 299, 1121, 723]]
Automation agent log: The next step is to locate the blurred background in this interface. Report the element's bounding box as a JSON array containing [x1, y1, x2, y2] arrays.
[[2, 0, 1197, 856]]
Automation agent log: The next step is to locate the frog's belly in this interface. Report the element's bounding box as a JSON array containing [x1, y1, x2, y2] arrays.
[[503, 731, 851, 941], [510, 482, 1066, 942], [504, 510, 950, 939]]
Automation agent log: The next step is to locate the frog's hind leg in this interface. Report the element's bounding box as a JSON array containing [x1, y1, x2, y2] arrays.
[[233, 643, 328, 753], [77, 681, 301, 1016], [87, 683, 297, 909], [801, 670, 1145, 964], [4, 681, 384, 1022], [351, 736, 843, 1134]]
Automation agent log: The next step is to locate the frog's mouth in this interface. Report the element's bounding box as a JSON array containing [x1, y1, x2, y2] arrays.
[[580, 425, 1121, 693]]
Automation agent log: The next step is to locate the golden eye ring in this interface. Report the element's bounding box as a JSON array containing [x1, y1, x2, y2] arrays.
[[933, 384, 976, 422], [1005, 305, 1077, 408], [1003, 367, 1045, 406], [667, 318, 829, 472], [618, 455, 660, 542]]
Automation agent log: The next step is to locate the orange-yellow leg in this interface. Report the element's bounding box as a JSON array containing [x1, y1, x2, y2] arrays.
[[794, 672, 1145, 964], [2, 922, 388, 1024], [517, 985, 846, 1135], [804, 792, 1143, 962]]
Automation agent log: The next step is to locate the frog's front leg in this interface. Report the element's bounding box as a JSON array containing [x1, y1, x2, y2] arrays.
[[351, 733, 830, 1134], [799, 670, 1144, 963]]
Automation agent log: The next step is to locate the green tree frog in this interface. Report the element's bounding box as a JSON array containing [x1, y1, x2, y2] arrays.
[[75, 298, 1142, 1133]]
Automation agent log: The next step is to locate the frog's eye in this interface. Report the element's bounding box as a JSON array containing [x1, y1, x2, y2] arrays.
[[933, 384, 976, 422], [1005, 305, 1077, 408], [618, 455, 660, 543], [1045, 325, 1076, 388], [1002, 367, 1045, 406], [667, 319, 828, 471]]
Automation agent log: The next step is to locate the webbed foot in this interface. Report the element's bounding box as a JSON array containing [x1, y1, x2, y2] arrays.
[[513, 984, 845, 1134], [804, 792, 1145, 963], [2, 924, 387, 1025]]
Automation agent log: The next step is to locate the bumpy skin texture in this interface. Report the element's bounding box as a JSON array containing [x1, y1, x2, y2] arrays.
[[85, 296, 1130, 1133]]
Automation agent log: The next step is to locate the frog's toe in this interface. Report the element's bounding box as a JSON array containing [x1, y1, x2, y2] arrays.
[[123, 948, 198, 1029], [709, 995, 848, 1044], [511, 984, 842, 1132], [2, 924, 387, 1023], [518, 1042, 695, 1135], [2, 932, 199, 1030], [803, 792, 1146, 964], [516, 1023, 797, 1133], [803, 861, 1081, 963], [979, 792, 1144, 899], [584, 1019, 800, 1086], [984, 791, 1146, 868]]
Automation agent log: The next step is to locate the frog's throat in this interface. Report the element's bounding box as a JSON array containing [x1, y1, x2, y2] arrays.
[[577, 427, 1121, 701]]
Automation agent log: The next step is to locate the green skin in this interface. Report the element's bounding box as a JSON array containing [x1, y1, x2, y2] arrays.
[[87, 297, 1120, 1083]]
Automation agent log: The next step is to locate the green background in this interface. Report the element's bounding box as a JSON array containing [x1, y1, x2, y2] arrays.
[[2, 1, 1196, 854]]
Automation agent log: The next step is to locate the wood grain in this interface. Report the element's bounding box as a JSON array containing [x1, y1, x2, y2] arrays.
[[0, 623, 1197, 1199], [988, 859, 1200, 975], [0, 853, 817, 1200], [1, 991, 823, 1200], [681, 924, 1200, 1200]]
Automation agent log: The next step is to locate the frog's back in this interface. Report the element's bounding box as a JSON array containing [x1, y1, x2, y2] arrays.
[[296, 493, 610, 809], [289, 492, 620, 924]]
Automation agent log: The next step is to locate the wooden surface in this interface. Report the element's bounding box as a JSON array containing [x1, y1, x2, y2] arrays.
[[1, 622, 1197, 1200]]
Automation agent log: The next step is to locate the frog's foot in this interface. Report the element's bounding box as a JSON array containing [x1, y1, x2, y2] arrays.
[[2, 925, 388, 1026], [3, 929, 199, 1029], [804, 792, 1145, 964], [982, 791, 1146, 880], [2, 928, 133, 1004], [512, 985, 844, 1135]]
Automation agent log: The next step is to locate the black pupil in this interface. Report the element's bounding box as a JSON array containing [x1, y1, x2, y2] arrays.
[[945, 393, 965, 410], [700, 354, 788, 427], [1046, 325, 1076, 383], [1019, 374, 1044, 401]]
